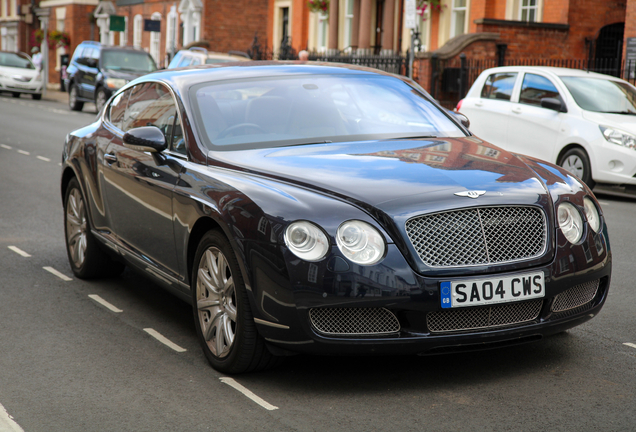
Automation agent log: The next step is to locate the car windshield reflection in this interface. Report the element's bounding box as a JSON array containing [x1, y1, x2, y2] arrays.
[[561, 76, 636, 114], [189, 74, 465, 150]]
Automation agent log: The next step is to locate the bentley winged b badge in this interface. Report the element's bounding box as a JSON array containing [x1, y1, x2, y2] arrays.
[[454, 190, 487, 199]]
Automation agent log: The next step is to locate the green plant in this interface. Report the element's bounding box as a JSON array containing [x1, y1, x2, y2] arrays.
[[307, 0, 329, 14], [49, 30, 71, 49]]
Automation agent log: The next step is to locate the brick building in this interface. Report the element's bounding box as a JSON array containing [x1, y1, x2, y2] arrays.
[[0, 0, 40, 54]]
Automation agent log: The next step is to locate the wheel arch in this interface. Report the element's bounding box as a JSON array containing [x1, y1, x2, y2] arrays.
[[186, 216, 224, 287], [61, 166, 78, 204], [556, 143, 590, 165]]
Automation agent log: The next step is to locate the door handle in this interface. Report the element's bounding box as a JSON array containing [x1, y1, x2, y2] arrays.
[[104, 153, 117, 164], [511, 107, 522, 114]]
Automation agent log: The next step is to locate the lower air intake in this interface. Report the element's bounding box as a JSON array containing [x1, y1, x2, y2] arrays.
[[309, 307, 400, 336], [551, 279, 599, 312], [427, 299, 543, 333]]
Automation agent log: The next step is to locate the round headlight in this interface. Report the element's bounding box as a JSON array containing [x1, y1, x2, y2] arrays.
[[557, 202, 583, 244], [336, 220, 386, 265], [284, 221, 329, 262], [583, 197, 601, 233]]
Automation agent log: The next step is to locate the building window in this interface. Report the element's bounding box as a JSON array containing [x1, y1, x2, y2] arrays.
[[150, 12, 161, 66], [120, 16, 128, 46], [450, 0, 467, 38], [317, 12, 328, 52], [519, 0, 538, 22], [343, 0, 354, 49], [416, 6, 431, 52], [133, 14, 142, 48]]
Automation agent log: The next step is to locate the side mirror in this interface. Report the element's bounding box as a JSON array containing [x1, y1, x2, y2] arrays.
[[541, 97, 567, 113], [453, 112, 470, 129], [123, 126, 167, 153]]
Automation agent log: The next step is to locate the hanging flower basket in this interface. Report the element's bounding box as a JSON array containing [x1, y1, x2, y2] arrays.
[[417, 0, 444, 18], [31, 29, 45, 47], [49, 30, 71, 49], [307, 0, 329, 14]]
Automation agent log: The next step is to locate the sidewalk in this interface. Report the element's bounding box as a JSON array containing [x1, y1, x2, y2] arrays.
[[43, 85, 68, 104]]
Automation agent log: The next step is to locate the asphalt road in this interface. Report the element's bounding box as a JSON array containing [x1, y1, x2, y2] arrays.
[[0, 92, 635, 432]]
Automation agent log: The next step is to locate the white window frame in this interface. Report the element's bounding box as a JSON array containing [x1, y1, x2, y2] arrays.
[[133, 14, 142, 48], [166, 6, 177, 57], [519, 0, 538, 22], [150, 12, 161, 66], [317, 12, 328, 53], [417, 6, 431, 53], [120, 16, 128, 46], [343, 0, 354, 49], [450, 0, 467, 39]]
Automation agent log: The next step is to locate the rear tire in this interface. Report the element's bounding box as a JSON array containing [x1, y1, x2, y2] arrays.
[[558, 147, 595, 189], [64, 177, 124, 278], [32, 93, 42, 100], [69, 84, 84, 111], [192, 230, 281, 374]]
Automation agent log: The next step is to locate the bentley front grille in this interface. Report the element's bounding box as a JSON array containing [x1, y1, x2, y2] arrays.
[[427, 299, 543, 333], [551, 279, 600, 313], [405, 206, 547, 267], [309, 307, 400, 336]]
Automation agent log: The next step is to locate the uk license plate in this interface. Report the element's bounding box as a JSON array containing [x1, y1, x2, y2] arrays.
[[440, 271, 544, 309]]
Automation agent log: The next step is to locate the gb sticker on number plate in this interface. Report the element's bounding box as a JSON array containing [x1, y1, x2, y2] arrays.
[[440, 271, 545, 309]]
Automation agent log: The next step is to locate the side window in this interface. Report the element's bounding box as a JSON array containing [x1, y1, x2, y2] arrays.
[[72, 46, 85, 62], [190, 57, 202, 66], [519, 73, 562, 106], [177, 56, 192, 67], [108, 89, 131, 130], [122, 82, 184, 153], [480, 72, 518, 101]]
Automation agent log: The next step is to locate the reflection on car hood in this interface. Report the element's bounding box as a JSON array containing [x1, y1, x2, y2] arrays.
[[582, 110, 636, 132], [0, 65, 38, 78], [210, 137, 550, 215]]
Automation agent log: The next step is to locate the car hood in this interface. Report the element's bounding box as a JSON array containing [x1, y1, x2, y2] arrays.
[[582, 110, 636, 132], [209, 137, 550, 218], [0, 65, 39, 79]]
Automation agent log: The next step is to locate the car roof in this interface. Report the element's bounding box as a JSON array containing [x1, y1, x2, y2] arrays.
[[139, 61, 410, 93], [481, 65, 624, 80]]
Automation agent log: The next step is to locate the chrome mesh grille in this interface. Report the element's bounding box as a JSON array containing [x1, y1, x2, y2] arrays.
[[309, 307, 400, 336], [427, 299, 543, 333], [551, 280, 599, 312], [405, 206, 546, 267]]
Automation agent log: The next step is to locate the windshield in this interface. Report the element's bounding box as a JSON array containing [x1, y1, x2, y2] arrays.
[[561, 76, 636, 114], [190, 74, 465, 150], [101, 50, 157, 72], [0, 52, 34, 69]]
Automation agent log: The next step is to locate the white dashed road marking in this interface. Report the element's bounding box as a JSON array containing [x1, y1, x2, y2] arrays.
[[88, 295, 123, 313], [624, 343, 636, 349], [0, 144, 12, 150], [0, 403, 24, 432], [43, 266, 72, 281], [143, 328, 186, 353], [36, 156, 51, 162], [220, 377, 279, 411], [7, 246, 31, 258], [16, 150, 29, 156]]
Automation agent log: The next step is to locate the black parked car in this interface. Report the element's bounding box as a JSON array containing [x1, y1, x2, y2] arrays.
[[61, 63, 611, 374], [65, 41, 157, 112]]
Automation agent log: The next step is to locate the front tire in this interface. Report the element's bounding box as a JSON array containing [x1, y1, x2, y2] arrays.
[[69, 84, 84, 111], [558, 147, 595, 188], [12, 92, 20, 98], [64, 177, 124, 278], [32, 93, 42, 100], [192, 230, 280, 374]]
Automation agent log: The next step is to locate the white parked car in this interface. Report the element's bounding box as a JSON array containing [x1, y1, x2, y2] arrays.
[[0, 51, 43, 99], [457, 66, 636, 191]]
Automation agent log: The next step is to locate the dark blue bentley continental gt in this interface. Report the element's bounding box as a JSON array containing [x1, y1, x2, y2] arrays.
[[61, 62, 611, 373]]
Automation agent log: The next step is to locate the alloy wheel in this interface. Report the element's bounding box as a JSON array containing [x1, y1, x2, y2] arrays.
[[196, 247, 237, 358], [65, 188, 88, 268], [69, 87, 77, 108]]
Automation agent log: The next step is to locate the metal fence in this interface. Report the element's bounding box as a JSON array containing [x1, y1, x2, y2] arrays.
[[246, 35, 409, 76]]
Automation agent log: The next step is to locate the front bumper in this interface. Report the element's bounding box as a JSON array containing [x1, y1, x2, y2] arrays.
[[249, 224, 611, 356], [0, 78, 43, 94]]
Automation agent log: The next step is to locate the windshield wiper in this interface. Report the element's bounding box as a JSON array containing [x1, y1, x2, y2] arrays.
[[601, 110, 636, 116]]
